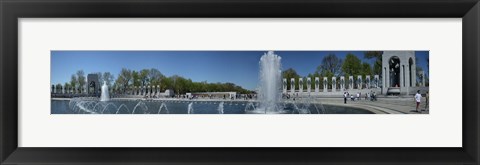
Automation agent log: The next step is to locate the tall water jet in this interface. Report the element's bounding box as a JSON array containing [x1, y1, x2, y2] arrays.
[[188, 102, 194, 114], [257, 51, 282, 113], [100, 81, 110, 102], [217, 102, 224, 114]]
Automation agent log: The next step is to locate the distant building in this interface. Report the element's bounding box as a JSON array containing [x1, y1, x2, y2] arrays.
[[186, 92, 237, 99], [87, 74, 100, 94]]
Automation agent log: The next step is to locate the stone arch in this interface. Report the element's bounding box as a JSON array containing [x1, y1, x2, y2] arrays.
[[389, 56, 401, 87], [409, 58, 414, 87]]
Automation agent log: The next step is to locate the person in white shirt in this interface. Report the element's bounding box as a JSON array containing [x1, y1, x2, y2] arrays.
[[414, 90, 422, 112]]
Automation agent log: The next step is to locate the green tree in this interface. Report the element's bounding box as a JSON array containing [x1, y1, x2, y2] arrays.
[[76, 70, 86, 90], [364, 51, 383, 75], [70, 75, 77, 89], [319, 53, 343, 76], [342, 54, 363, 89], [131, 71, 141, 86], [115, 68, 132, 92], [361, 62, 372, 76], [56, 83, 63, 93], [342, 53, 363, 76], [139, 69, 150, 86], [282, 68, 300, 90], [102, 72, 114, 87], [64, 82, 70, 93], [148, 68, 163, 86], [416, 67, 424, 86]]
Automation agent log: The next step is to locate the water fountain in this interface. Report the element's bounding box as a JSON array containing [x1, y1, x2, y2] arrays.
[[256, 51, 283, 113], [55, 51, 336, 114], [217, 102, 224, 114], [100, 81, 110, 102]]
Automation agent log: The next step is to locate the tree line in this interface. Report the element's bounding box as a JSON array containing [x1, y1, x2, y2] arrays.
[[59, 68, 253, 95]]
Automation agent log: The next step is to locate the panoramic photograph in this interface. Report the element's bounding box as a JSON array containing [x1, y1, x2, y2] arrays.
[[51, 51, 429, 114]]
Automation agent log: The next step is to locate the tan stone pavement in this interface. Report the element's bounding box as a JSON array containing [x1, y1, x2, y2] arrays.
[[308, 97, 429, 114]]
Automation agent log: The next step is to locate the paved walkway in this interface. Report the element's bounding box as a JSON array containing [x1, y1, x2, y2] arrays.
[[309, 97, 429, 114]]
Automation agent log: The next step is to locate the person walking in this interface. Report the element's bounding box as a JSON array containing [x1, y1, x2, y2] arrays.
[[415, 90, 422, 112], [343, 92, 347, 104]]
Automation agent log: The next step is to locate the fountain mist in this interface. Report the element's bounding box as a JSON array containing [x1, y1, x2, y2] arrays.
[[257, 51, 282, 113], [100, 81, 110, 102]]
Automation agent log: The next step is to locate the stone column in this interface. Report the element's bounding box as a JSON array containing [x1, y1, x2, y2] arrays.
[[383, 67, 389, 94], [349, 76, 354, 89], [290, 78, 295, 95], [298, 78, 303, 94], [400, 65, 404, 87], [323, 77, 328, 92], [332, 77, 336, 91], [315, 77, 319, 93], [411, 61, 416, 87], [366, 75, 371, 89], [307, 77, 311, 94], [340, 76, 345, 90], [357, 75, 363, 89], [374, 75, 379, 88], [282, 78, 287, 94]]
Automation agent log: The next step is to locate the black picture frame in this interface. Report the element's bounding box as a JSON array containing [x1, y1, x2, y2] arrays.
[[1, 0, 479, 164]]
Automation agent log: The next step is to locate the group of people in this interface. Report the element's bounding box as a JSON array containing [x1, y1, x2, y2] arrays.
[[343, 89, 429, 113], [415, 90, 429, 112], [343, 91, 377, 104]]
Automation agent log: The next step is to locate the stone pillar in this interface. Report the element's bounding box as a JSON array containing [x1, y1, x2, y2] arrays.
[[307, 77, 311, 93], [282, 78, 287, 94], [340, 76, 345, 90], [411, 61, 416, 87], [383, 67, 388, 94], [323, 77, 328, 92], [366, 75, 371, 89], [400, 64, 404, 87], [148, 86, 151, 95], [348, 76, 354, 89], [374, 75, 379, 88], [332, 77, 337, 91], [298, 78, 303, 94], [315, 77, 319, 93], [290, 78, 295, 95], [357, 75, 363, 89], [157, 85, 160, 96]]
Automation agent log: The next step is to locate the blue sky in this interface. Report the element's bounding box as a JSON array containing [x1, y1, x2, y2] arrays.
[[51, 51, 429, 90]]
